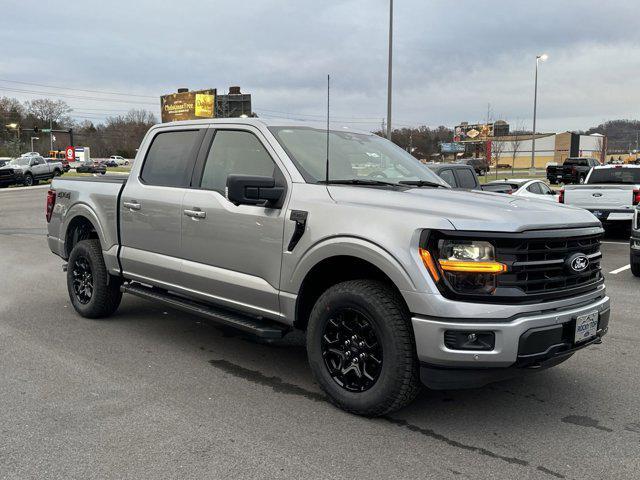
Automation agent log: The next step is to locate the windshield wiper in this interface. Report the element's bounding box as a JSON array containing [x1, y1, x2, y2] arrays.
[[321, 179, 404, 188], [398, 180, 446, 188]]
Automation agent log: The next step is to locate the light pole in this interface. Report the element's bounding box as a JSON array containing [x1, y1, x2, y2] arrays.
[[31, 136, 39, 152], [386, 0, 393, 140], [530, 53, 548, 174]]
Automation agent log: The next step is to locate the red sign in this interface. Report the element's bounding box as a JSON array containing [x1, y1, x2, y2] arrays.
[[65, 146, 75, 162]]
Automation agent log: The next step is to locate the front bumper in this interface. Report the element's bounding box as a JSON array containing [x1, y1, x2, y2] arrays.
[[412, 294, 610, 385]]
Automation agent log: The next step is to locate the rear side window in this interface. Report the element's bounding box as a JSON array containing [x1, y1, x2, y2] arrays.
[[438, 169, 457, 187], [456, 169, 477, 189], [140, 130, 202, 187], [527, 182, 542, 194]]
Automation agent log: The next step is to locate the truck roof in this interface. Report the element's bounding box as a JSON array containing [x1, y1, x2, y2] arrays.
[[153, 117, 375, 136]]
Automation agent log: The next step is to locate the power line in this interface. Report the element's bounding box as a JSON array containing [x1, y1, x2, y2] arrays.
[[0, 87, 158, 105], [0, 78, 157, 98]]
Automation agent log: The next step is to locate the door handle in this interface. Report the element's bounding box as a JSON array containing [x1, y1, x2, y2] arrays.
[[184, 208, 206, 219], [123, 201, 141, 211]]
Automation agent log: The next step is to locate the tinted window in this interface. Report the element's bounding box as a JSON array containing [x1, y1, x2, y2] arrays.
[[200, 130, 276, 194], [438, 169, 456, 187], [587, 168, 640, 184], [140, 130, 201, 187], [527, 182, 542, 194], [457, 169, 477, 189], [538, 182, 553, 194]]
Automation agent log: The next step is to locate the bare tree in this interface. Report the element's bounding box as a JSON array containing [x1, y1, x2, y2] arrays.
[[509, 135, 524, 175], [594, 134, 606, 164], [491, 140, 506, 179], [25, 98, 72, 124]]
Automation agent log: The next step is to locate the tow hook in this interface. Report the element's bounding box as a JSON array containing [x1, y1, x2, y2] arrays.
[[62, 263, 68, 272]]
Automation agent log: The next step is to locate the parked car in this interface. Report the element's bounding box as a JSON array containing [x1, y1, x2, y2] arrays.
[[46, 118, 610, 416], [75, 160, 107, 175], [102, 159, 118, 167], [0, 155, 63, 186], [560, 165, 640, 223], [631, 207, 640, 277], [0, 158, 10, 168], [485, 179, 559, 202], [426, 163, 480, 189], [547, 157, 601, 185], [46, 157, 70, 173], [109, 155, 130, 166], [458, 157, 489, 175]]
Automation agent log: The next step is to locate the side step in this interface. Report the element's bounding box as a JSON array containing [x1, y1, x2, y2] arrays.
[[121, 282, 289, 339]]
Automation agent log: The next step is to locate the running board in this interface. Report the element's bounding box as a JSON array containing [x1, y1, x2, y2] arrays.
[[121, 282, 289, 339]]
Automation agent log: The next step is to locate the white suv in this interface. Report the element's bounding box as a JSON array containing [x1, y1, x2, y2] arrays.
[[109, 155, 129, 166]]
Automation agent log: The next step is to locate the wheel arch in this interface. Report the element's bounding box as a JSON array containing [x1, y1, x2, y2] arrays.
[[289, 237, 416, 330], [61, 205, 108, 258]]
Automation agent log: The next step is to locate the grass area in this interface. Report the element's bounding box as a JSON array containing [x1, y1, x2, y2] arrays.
[[107, 166, 132, 173]]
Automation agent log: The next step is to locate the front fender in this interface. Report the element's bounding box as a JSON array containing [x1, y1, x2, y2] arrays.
[[286, 235, 418, 294]]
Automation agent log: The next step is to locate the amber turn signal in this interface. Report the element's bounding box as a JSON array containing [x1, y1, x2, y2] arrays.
[[419, 248, 440, 282]]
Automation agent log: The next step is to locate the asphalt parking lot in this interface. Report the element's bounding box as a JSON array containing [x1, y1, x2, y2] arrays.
[[1, 186, 639, 480]]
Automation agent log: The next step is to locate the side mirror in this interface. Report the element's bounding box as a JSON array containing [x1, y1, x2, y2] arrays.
[[227, 174, 284, 206]]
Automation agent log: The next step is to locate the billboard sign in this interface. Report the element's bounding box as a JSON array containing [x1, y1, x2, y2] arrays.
[[440, 142, 466, 153], [454, 123, 494, 142], [160, 89, 216, 123]]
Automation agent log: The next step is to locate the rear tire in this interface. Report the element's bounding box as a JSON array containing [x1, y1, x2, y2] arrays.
[[306, 280, 420, 416], [67, 239, 122, 318], [631, 253, 640, 277]]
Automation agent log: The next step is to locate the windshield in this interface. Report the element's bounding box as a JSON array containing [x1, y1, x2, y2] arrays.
[[588, 168, 640, 184], [9, 158, 31, 166], [269, 127, 447, 186]]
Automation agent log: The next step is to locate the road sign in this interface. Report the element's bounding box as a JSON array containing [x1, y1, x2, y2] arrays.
[[41, 128, 51, 133], [65, 146, 75, 162]]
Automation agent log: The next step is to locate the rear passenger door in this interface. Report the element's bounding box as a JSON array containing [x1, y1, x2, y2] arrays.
[[119, 127, 206, 286], [179, 126, 289, 319], [454, 168, 478, 189]]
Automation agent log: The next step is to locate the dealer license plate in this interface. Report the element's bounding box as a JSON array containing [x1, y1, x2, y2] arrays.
[[575, 311, 599, 344]]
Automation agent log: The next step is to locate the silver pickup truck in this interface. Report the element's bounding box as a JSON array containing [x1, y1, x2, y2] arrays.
[[46, 118, 610, 415]]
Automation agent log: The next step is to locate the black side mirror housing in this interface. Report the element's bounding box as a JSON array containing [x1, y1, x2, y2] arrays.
[[227, 175, 284, 206]]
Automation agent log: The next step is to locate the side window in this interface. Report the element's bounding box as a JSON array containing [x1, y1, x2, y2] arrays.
[[140, 130, 201, 187], [456, 169, 477, 189], [200, 130, 276, 194], [527, 182, 542, 194], [538, 182, 552, 194], [438, 169, 457, 187]]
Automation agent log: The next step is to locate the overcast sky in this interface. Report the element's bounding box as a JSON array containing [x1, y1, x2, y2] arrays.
[[1, 0, 638, 132]]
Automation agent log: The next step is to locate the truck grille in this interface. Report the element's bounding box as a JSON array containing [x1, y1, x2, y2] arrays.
[[495, 231, 603, 301]]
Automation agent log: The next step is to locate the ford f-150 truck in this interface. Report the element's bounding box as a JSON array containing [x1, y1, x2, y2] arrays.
[[0, 155, 63, 186], [547, 157, 601, 185], [46, 119, 610, 416], [560, 165, 640, 223]]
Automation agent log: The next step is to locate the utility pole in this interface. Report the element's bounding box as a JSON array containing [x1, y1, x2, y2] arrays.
[[49, 118, 53, 152], [386, 0, 393, 140]]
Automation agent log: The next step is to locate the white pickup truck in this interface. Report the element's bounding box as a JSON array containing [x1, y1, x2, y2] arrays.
[[560, 165, 640, 223]]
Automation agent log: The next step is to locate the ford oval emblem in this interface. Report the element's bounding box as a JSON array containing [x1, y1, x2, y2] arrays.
[[566, 253, 589, 273], [592, 193, 603, 197]]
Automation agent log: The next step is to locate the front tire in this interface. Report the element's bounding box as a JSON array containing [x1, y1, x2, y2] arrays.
[[306, 280, 420, 416], [631, 253, 640, 277], [67, 239, 122, 318], [23, 174, 33, 187]]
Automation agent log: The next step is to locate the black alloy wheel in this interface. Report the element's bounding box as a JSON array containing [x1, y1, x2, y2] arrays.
[[321, 308, 383, 392], [71, 255, 94, 304]]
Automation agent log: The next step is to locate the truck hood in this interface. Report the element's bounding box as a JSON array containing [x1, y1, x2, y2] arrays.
[[328, 186, 600, 232]]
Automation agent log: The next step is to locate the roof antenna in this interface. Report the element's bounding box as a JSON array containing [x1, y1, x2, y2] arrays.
[[325, 74, 330, 183]]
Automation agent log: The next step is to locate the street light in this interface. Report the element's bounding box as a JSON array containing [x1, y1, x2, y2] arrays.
[[31, 136, 39, 152], [530, 53, 548, 174]]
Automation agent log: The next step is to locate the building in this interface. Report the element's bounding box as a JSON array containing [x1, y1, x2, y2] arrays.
[[491, 132, 606, 168]]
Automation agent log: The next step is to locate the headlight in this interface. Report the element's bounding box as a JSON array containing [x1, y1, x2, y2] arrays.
[[420, 239, 506, 295]]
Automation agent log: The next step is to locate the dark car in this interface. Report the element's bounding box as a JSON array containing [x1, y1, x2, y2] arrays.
[[76, 160, 107, 175], [458, 157, 489, 175], [102, 159, 118, 167], [426, 163, 480, 189], [0, 159, 9, 168]]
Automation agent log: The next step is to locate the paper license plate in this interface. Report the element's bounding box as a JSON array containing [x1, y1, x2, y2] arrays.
[[575, 311, 599, 344]]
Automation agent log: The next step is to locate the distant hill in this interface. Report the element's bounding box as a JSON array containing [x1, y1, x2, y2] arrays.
[[584, 120, 640, 152]]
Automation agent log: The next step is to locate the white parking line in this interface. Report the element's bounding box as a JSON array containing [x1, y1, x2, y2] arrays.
[[609, 264, 631, 274]]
